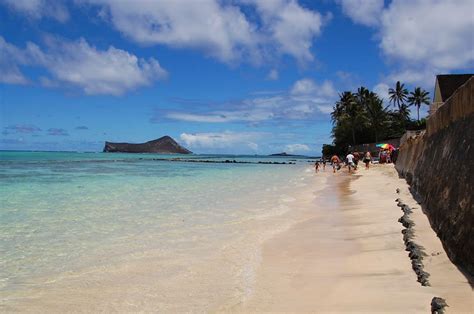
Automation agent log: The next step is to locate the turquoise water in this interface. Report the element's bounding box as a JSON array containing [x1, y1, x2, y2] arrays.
[[0, 151, 317, 310]]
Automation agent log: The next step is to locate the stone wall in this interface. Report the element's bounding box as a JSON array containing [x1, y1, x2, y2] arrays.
[[396, 77, 474, 275]]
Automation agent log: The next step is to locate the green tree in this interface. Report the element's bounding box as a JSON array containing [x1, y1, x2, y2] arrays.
[[363, 92, 389, 143], [326, 85, 417, 157], [332, 91, 364, 145], [388, 81, 409, 110], [408, 87, 430, 121]]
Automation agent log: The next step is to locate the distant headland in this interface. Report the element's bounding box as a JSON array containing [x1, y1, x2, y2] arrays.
[[269, 152, 306, 157], [103, 136, 192, 154]]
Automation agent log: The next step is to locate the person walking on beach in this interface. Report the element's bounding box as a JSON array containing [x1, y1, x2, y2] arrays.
[[353, 152, 360, 170], [364, 151, 372, 169], [330, 155, 341, 173], [346, 152, 355, 174], [391, 148, 399, 164], [322, 158, 326, 171], [314, 160, 320, 173]]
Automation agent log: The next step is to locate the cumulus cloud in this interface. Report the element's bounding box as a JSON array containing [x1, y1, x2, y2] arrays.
[[386, 68, 439, 87], [290, 78, 336, 98], [251, 0, 330, 64], [0, 36, 167, 95], [180, 131, 263, 150], [380, 0, 474, 71], [373, 83, 390, 102], [290, 79, 337, 115], [338, 0, 473, 86], [81, 0, 327, 65], [163, 78, 337, 124], [2, 0, 69, 22], [338, 0, 384, 26], [285, 143, 310, 153]]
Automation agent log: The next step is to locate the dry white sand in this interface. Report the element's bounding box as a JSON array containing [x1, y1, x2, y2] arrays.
[[237, 164, 473, 313]]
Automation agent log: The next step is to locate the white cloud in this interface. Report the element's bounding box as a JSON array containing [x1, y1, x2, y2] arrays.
[[291, 78, 336, 98], [0, 37, 29, 84], [180, 131, 263, 150], [251, 0, 329, 64], [338, 0, 474, 86], [0, 67, 29, 85], [2, 0, 69, 22], [165, 78, 337, 124], [338, 0, 384, 26], [0, 36, 167, 95], [81, 0, 327, 65], [380, 0, 474, 70], [380, 0, 474, 85], [167, 108, 274, 123], [386, 68, 438, 87], [83, 0, 258, 63], [266, 69, 279, 80], [373, 83, 390, 102], [285, 143, 310, 153]]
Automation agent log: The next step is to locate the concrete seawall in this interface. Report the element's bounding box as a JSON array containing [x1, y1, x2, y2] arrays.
[[396, 77, 474, 275]]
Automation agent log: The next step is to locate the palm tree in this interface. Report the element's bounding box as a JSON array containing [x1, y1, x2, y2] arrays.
[[363, 92, 389, 143], [331, 91, 353, 123], [408, 87, 430, 121], [332, 91, 362, 145], [388, 81, 409, 110], [398, 103, 411, 124]]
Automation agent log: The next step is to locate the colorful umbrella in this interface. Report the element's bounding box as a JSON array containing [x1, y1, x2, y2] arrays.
[[376, 143, 395, 150]]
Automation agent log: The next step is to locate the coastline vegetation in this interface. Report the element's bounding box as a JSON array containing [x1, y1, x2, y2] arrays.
[[323, 81, 430, 157]]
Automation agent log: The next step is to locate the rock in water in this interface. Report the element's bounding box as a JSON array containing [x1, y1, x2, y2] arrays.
[[103, 136, 192, 154]]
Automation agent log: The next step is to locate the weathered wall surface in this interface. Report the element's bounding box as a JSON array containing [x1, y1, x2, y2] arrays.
[[396, 78, 474, 275]]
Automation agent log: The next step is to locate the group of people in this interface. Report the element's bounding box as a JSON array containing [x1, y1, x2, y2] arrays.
[[315, 144, 399, 174], [315, 151, 373, 174], [379, 148, 398, 164]]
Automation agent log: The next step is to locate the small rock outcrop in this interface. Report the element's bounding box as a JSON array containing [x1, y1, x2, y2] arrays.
[[396, 199, 430, 286], [103, 136, 192, 154], [431, 297, 448, 314]]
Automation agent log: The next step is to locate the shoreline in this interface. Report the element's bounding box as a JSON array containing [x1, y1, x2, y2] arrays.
[[2, 164, 472, 312], [238, 164, 473, 313]]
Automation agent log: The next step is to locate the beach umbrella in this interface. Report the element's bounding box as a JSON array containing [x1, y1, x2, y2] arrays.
[[376, 143, 396, 150]]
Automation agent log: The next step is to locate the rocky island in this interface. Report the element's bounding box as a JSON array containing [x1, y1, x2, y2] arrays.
[[103, 136, 192, 154], [269, 152, 304, 157]]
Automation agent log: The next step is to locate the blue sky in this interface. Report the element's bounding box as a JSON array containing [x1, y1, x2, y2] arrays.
[[1, 0, 473, 154]]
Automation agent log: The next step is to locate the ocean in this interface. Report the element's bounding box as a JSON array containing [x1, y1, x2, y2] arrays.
[[0, 151, 320, 311]]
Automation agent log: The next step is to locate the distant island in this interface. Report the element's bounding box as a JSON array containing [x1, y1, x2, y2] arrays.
[[269, 152, 305, 157], [103, 136, 192, 154]]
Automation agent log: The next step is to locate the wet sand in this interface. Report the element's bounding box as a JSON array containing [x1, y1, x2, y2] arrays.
[[238, 164, 473, 313]]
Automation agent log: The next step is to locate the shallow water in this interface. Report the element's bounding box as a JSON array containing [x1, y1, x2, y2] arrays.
[[0, 151, 319, 311]]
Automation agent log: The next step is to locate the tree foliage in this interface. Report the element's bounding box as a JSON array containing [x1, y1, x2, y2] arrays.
[[408, 87, 430, 121], [325, 82, 430, 156]]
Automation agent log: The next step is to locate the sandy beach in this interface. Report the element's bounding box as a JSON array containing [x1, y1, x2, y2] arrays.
[[238, 164, 473, 313]]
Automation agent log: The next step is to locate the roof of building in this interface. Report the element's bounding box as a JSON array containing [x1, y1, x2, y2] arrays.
[[436, 74, 473, 102]]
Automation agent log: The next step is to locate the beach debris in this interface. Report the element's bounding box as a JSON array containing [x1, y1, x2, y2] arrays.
[[431, 297, 448, 314], [396, 188, 400, 194], [396, 199, 430, 286]]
